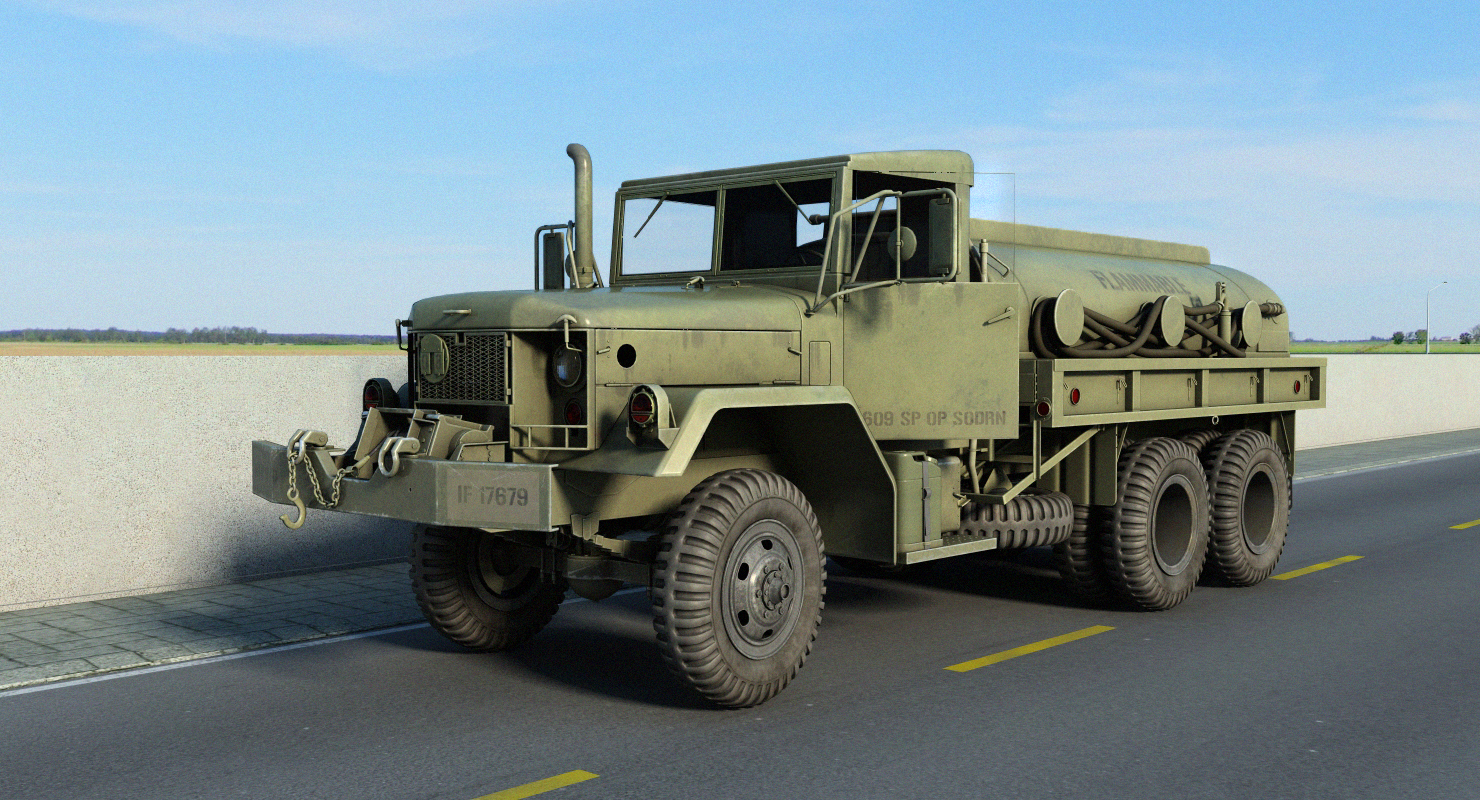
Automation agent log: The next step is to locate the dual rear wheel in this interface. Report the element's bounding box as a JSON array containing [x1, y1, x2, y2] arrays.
[[1054, 429, 1290, 610]]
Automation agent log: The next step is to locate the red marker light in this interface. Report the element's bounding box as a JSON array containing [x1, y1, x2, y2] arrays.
[[1069, 388, 1081, 405], [362, 378, 396, 411], [629, 390, 655, 426], [1294, 380, 1302, 394], [564, 399, 584, 425]]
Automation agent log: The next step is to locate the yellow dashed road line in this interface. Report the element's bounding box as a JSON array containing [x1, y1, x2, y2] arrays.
[[1271, 555, 1364, 580], [475, 770, 598, 800], [946, 625, 1115, 672], [1450, 519, 1480, 530]]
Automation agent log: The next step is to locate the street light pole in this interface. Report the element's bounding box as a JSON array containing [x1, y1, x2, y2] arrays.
[[1426, 281, 1447, 354]]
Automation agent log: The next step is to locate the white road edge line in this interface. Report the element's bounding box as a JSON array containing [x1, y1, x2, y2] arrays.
[[0, 623, 430, 699], [0, 587, 649, 699], [1295, 447, 1480, 484]]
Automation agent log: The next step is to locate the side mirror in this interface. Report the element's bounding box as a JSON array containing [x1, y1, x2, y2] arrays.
[[928, 196, 955, 277], [542, 231, 567, 290]]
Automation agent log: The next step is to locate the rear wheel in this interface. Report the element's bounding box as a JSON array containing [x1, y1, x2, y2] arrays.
[[1180, 428, 1221, 454], [652, 469, 825, 708], [1053, 504, 1113, 603], [410, 525, 565, 651], [1102, 438, 1210, 611], [1201, 430, 1290, 586]]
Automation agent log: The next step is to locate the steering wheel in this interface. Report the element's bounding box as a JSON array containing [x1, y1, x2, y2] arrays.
[[784, 244, 826, 267]]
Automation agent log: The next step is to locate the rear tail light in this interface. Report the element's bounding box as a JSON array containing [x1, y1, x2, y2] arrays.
[[629, 388, 655, 426], [564, 399, 584, 425], [363, 378, 398, 411]]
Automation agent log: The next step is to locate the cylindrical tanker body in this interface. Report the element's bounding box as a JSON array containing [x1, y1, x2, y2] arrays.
[[970, 220, 1290, 359]]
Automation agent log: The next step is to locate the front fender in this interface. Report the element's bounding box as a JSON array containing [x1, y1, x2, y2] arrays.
[[561, 385, 858, 478], [560, 385, 898, 562]]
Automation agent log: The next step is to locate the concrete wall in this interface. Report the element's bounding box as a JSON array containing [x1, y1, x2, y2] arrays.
[[1296, 355, 1480, 449], [3, 352, 1478, 611], [2, 355, 407, 612]]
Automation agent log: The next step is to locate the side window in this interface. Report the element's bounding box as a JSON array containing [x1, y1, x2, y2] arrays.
[[620, 190, 717, 276], [850, 172, 955, 282], [720, 178, 831, 271]]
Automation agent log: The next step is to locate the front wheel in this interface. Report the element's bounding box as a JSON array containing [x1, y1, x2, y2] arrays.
[[652, 469, 825, 708], [410, 525, 565, 651]]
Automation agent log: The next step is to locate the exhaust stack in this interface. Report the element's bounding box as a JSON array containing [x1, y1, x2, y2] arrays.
[[566, 143, 597, 288]]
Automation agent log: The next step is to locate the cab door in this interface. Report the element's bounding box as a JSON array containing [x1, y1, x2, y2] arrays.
[[843, 280, 1019, 442]]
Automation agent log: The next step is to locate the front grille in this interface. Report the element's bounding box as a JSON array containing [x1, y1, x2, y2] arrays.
[[417, 332, 508, 404]]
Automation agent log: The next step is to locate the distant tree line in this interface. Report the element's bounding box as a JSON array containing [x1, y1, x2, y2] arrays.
[[0, 327, 394, 345], [1390, 323, 1480, 345]]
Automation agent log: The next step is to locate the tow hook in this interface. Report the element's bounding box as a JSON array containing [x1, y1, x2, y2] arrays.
[[280, 429, 329, 530], [377, 436, 422, 477]]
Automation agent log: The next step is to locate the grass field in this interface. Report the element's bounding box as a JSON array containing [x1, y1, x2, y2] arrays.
[[6, 340, 1476, 356], [0, 342, 400, 356], [1291, 342, 1480, 354]]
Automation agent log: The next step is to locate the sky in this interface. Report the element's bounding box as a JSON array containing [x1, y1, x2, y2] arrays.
[[2, 0, 1477, 340]]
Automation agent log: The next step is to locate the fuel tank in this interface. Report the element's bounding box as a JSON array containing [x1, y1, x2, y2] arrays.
[[970, 220, 1290, 358]]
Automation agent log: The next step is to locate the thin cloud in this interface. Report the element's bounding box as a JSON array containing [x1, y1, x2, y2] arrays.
[[27, 1, 555, 67]]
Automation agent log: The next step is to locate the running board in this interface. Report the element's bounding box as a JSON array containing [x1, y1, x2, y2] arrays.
[[902, 537, 1000, 565]]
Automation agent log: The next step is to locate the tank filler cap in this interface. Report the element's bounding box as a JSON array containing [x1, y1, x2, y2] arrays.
[[1052, 289, 1084, 347], [1158, 298, 1186, 347], [1239, 301, 1264, 349]]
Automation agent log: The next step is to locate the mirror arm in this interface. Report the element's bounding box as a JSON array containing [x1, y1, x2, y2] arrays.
[[809, 190, 903, 314]]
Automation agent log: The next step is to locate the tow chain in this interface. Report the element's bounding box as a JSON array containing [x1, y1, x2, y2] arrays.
[[281, 430, 374, 530]]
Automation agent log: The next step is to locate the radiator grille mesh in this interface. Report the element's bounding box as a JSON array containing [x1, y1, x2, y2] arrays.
[[417, 332, 507, 404]]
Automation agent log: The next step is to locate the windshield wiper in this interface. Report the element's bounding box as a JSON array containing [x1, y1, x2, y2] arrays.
[[632, 194, 667, 239], [773, 181, 825, 226]]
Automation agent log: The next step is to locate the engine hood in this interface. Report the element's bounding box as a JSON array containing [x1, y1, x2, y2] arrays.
[[409, 284, 808, 332]]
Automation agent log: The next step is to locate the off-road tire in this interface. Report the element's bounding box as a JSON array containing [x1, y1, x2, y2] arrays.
[[960, 491, 1074, 550], [1053, 504, 1113, 603], [410, 524, 565, 651], [1102, 437, 1211, 611], [1180, 428, 1222, 455], [1200, 430, 1290, 586], [652, 469, 825, 708]]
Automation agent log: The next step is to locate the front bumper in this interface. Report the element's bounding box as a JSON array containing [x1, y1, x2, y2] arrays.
[[251, 440, 555, 531]]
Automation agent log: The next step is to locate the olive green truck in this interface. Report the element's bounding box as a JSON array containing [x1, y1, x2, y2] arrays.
[[253, 146, 1325, 707]]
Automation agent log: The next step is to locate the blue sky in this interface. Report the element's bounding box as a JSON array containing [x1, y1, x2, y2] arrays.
[[3, 0, 1476, 339]]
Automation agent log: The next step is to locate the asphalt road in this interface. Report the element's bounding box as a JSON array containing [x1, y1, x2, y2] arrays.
[[4, 453, 1479, 800]]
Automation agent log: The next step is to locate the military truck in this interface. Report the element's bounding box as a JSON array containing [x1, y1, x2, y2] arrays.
[[253, 145, 1325, 707]]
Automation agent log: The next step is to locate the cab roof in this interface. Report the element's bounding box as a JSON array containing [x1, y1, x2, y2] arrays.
[[619, 150, 975, 192]]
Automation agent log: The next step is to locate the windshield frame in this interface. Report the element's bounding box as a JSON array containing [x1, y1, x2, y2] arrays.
[[611, 168, 843, 285]]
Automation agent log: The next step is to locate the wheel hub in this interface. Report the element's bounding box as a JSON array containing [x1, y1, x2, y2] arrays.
[[471, 533, 535, 604], [722, 520, 804, 660], [1151, 476, 1197, 575]]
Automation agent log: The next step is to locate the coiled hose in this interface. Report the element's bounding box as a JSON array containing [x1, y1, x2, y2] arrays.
[[1030, 296, 1270, 359]]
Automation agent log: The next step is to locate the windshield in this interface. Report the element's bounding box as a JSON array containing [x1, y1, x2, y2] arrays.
[[720, 178, 831, 271], [620, 189, 716, 275], [617, 176, 833, 279]]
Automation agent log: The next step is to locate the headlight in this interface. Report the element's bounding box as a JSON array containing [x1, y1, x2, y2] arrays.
[[552, 348, 583, 388]]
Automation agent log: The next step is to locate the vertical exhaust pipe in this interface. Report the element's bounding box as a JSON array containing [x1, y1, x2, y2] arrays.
[[566, 144, 597, 288]]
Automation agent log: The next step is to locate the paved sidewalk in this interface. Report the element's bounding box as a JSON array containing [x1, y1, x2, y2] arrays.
[[1296, 427, 1480, 479], [4, 427, 1479, 693], [0, 563, 420, 691]]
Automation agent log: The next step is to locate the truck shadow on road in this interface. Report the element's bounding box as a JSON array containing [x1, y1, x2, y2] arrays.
[[475, 578, 948, 709], [837, 548, 1137, 612], [381, 549, 1133, 709]]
